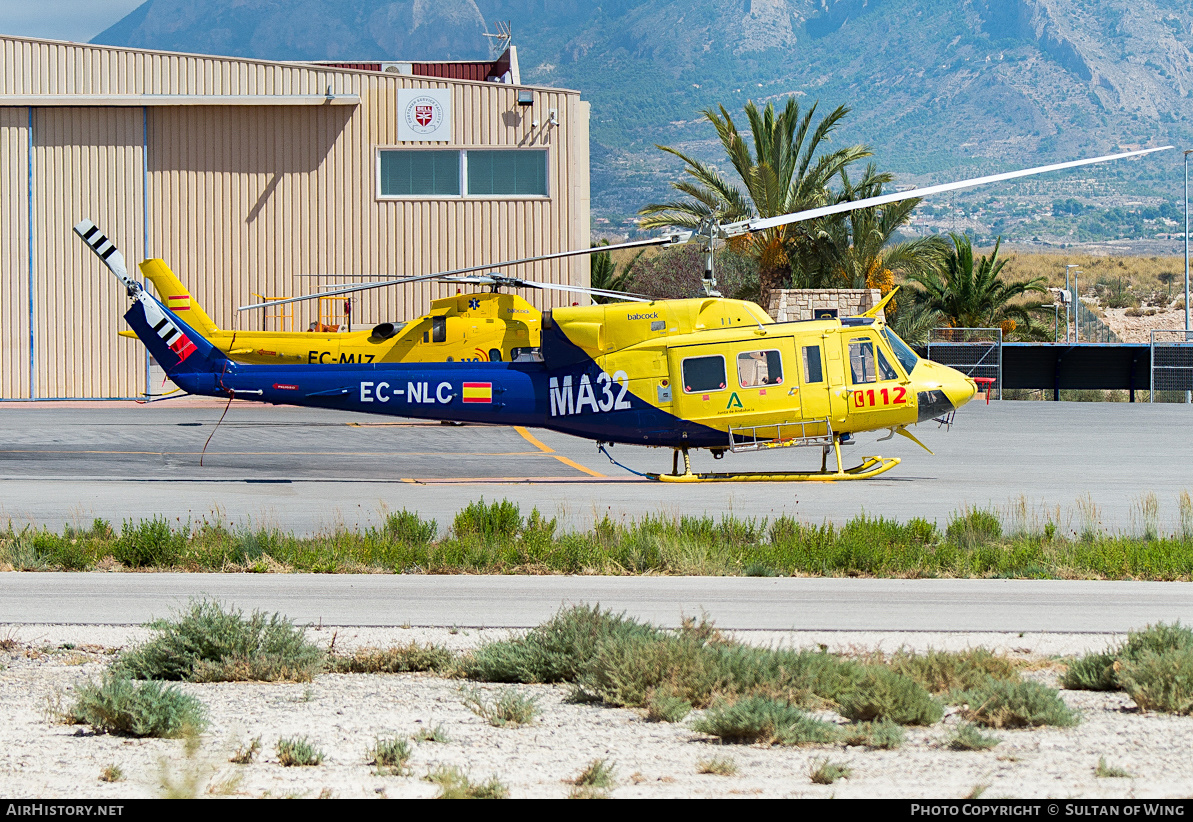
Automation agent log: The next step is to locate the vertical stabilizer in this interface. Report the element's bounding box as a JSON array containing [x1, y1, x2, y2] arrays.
[[139, 259, 220, 335]]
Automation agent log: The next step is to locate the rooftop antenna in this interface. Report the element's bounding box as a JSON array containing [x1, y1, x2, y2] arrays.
[[483, 21, 512, 58]]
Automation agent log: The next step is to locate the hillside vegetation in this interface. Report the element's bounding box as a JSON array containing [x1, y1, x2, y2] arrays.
[[94, 0, 1193, 239]]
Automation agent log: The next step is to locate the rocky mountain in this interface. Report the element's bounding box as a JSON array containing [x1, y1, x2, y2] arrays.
[[93, 0, 1193, 244]]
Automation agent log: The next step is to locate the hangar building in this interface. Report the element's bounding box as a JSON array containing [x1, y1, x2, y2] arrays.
[[0, 35, 590, 399]]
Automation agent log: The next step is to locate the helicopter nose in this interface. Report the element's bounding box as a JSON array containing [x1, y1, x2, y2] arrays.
[[915, 364, 978, 423], [946, 371, 978, 409]]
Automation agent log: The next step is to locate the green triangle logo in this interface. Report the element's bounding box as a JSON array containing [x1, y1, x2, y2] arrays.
[[726, 392, 743, 410]]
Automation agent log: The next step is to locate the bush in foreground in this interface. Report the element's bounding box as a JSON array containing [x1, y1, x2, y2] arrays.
[[117, 600, 324, 683], [954, 679, 1079, 729], [68, 673, 206, 738], [837, 666, 943, 726], [692, 695, 839, 746]]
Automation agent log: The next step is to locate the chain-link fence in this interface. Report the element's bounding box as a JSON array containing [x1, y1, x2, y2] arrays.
[[1075, 299, 1119, 343], [1151, 330, 1193, 402], [926, 328, 1002, 399]]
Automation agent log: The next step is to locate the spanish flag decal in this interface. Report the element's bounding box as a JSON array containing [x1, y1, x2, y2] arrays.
[[462, 382, 493, 403], [167, 295, 191, 311]]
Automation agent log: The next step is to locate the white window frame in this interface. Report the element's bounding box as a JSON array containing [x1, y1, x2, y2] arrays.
[[375, 147, 551, 201]]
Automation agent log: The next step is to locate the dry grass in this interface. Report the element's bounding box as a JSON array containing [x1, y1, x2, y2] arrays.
[[996, 250, 1185, 297]]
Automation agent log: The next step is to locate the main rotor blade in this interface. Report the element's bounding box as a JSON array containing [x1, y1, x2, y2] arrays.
[[732, 146, 1174, 235], [237, 234, 683, 311], [519, 280, 653, 303], [439, 274, 653, 302]]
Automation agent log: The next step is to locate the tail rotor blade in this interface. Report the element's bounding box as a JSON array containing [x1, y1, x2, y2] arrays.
[[73, 219, 137, 292]]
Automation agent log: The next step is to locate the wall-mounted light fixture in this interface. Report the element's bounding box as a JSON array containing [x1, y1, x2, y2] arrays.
[[516, 89, 533, 106], [548, 108, 558, 126]]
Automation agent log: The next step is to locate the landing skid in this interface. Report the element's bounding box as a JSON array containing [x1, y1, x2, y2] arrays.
[[646, 440, 900, 483]]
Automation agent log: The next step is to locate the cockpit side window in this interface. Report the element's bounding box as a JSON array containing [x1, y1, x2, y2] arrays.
[[848, 338, 876, 385], [801, 345, 824, 383]]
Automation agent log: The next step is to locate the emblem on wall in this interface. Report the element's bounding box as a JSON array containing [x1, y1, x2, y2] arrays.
[[397, 89, 452, 141]]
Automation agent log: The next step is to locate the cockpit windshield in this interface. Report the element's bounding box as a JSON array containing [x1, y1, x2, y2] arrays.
[[881, 328, 919, 374]]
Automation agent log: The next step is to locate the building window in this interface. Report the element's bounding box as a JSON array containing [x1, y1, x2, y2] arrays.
[[378, 149, 548, 198], [379, 150, 460, 196], [467, 150, 548, 195]]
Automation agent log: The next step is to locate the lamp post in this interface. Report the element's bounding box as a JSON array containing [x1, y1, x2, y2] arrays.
[[1064, 263, 1079, 342], [1185, 150, 1191, 402], [1040, 304, 1058, 342]]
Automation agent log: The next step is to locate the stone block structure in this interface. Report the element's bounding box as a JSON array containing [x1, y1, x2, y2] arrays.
[[767, 289, 884, 322]]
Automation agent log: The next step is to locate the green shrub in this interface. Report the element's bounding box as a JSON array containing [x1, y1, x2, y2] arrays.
[[837, 666, 943, 726], [368, 736, 412, 774], [413, 723, 449, 743], [692, 695, 839, 746], [461, 687, 539, 727], [454, 499, 522, 543], [463, 605, 660, 683], [696, 756, 738, 776], [426, 765, 509, 799], [381, 510, 437, 546], [946, 508, 1002, 548], [1062, 623, 1193, 692], [947, 722, 1001, 751], [330, 643, 456, 674], [1116, 649, 1193, 714], [1120, 622, 1193, 660], [230, 736, 261, 764], [69, 673, 206, 738], [1095, 757, 1133, 778], [809, 758, 851, 784], [117, 600, 323, 683], [1060, 652, 1118, 691], [644, 690, 692, 722], [840, 719, 905, 749], [570, 758, 615, 789], [955, 679, 1079, 728], [276, 735, 323, 766], [116, 516, 187, 567], [887, 648, 1019, 694]]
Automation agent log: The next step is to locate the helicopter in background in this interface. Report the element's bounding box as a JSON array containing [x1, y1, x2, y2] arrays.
[[120, 258, 545, 365], [76, 145, 1171, 481]]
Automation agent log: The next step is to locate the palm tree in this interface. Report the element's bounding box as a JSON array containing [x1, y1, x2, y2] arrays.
[[589, 241, 645, 303], [793, 164, 949, 292], [639, 98, 871, 302], [905, 233, 1046, 335]]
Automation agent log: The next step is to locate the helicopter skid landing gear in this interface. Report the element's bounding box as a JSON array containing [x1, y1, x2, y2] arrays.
[[648, 438, 900, 482]]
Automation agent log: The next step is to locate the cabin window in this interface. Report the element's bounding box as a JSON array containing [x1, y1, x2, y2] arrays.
[[682, 355, 727, 393], [801, 345, 824, 383], [379, 150, 461, 196], [736, 350, 782, 388], [467, 150, 548, 196], [432, 316, 447, 343], [848, 338, 877, 384]]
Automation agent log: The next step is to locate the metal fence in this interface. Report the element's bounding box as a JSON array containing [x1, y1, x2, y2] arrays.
[[926, 328, 1003, 399], [1151, 330, 1193, 402], [1075, 300, 1119, 343]]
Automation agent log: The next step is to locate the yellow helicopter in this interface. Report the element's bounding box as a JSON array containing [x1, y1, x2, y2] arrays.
[[78, 145, 1170, 481], [118, 259, 544, 364]]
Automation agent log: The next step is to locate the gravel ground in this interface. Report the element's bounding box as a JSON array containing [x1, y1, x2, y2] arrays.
[[2, 625, 1191, 800]]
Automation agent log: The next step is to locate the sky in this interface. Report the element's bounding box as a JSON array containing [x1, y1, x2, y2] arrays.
[[0, 0, 144, 43]]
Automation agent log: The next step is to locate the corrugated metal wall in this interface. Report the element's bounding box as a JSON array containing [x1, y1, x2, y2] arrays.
[[0, 35, 588, 398], [0, 108, 31, 397], [31, 107, 146, 398]]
